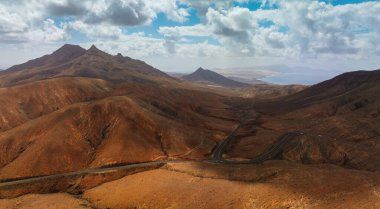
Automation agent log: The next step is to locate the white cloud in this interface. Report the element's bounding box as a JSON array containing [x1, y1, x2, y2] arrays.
[[1, 0, 380, 82], [160, 0, 380, 59], [179, 0, 252, 15], [0, 0, 190, 44], [47, 0, 190, 25], [64, 21, 123, 40], [0, 1, 68, 43]]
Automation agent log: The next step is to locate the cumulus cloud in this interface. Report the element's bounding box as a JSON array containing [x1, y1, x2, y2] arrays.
[[46, 0, 86, 16], [45, 0, 189, 26], [180, 0, 251, 15], [1, 0, 380, 75], [0, 0, 190, 44], [84, 0, 157, 26], [271, 1, 380, 57], [64, 21, 123, 40], [159, 0, 380, 59], [0, 1, 68, 43], [159, 24, 210, 53]]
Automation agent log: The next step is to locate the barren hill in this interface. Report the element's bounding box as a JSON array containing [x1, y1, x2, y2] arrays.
[[0, 45, 172, 87], [4, 44, 86, 73], [226, 70, 380, 171], [0, 45, 239, 180], [0, 77, 111, 132], [0, 45, 379, 209], [182, 68, 249, 88]]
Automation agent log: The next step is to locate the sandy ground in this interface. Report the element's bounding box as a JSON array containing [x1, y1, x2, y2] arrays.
[[82, 161, 380, 209], [1, 161, 379, 208], [0, 193, 92, 209]]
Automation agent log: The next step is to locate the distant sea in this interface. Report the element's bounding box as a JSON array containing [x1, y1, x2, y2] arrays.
[[260, 73, 339, 85]]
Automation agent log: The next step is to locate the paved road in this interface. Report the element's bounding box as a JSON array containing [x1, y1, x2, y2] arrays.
[[0, 128, 300, 189], [0, 123, 245, 188], [0, 160, 197, 188], [209, 120, 300, 164], [225, 132, 301, 164], [211, 124, 242, 162]]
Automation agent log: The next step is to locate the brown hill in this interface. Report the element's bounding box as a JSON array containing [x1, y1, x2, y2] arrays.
[[283, 69, 380, 106], [0, 74, 239, 180], [0, 77, 110, 132], [239, 84, 307, 99], [1, 44, 379, 209], [226, 70, 380, 171], [0, 94, 223, 179], [0, 45, 241, 180], [83, 162, 380, 209], [3, 44, 86, 73], [182, 68, 249, 88], [0, 45, 172, 87]]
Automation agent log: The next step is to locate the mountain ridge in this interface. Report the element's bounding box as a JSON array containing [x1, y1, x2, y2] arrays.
[[182, 67, 249, 88], [0, 44, 172, 87], [4, 44, 87, 73]]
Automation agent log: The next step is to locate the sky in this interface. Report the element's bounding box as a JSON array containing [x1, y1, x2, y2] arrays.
[[1, 0, 380, 84]]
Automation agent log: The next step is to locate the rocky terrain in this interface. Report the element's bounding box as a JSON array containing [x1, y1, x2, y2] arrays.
[[0, 45, 379, 208], [182, 67, 250, 88], [227, 70, 380, 171]]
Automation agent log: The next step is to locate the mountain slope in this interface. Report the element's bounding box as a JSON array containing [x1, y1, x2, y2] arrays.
[[0, 95, 219, 180], [243, 69, 380, 171], [0, 77, 111, 132], [285, 69, 380, 106], [3, 44, 86, 73], [182, 68, 249, 88], [0, 44, 241, 180], [0, 45, 171, 87]]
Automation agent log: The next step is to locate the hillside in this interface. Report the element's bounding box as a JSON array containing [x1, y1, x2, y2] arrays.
[[0, 77, 111, 132], [239, 84, 306, 99], [284, 69, 380, 106], [0, 45, 172, 87], [182, 68, 249, 88], [0, 45, 240, 180], [0, 45, 379, 209], [227, 69, 380, 171], [3, 44, 86, 73]]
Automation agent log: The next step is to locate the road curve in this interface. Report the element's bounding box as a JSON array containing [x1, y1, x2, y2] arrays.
[[209, 115, 301, 164], [211, 124, 242, 161], [0, 160, 198, 188], [0, 129, 301, 188], [224, 132, 301, 164]]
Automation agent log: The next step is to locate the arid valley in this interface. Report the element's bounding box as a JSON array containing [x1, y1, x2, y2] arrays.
[[1, 1, 380, 208], [0, 44, 379, 209]]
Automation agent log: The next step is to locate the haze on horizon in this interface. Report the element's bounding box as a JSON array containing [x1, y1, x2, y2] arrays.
[[1, 0, 380, 84]]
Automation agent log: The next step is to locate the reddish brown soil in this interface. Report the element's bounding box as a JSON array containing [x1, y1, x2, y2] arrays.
[[227, 70, 380, 171], [0, 45, 379, 209], [0, 193, 92, 209], [0, 94, 223, 179], [83, 161, 380, 209], [0, 77, 110, 132]]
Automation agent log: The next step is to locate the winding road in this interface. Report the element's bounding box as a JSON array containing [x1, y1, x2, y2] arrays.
[[0, 123, 301, 189], [224, 132, 301, 164], [211, 124, 242, 162], [209, 121, 301, 164]]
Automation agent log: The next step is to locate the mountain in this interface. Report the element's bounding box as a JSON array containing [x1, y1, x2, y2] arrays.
[[0, 45, 238, 181], [229, 69, 380, 172], [285, 69, 380, 105], [239, 84, 307, 99], [182, 67, 249, 88], [0, 44, 171, 87], [166, 72, 187, 78], [0, 76, 237, 180], [4, 44, 86, 73], [1, 44, 380, 208]]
